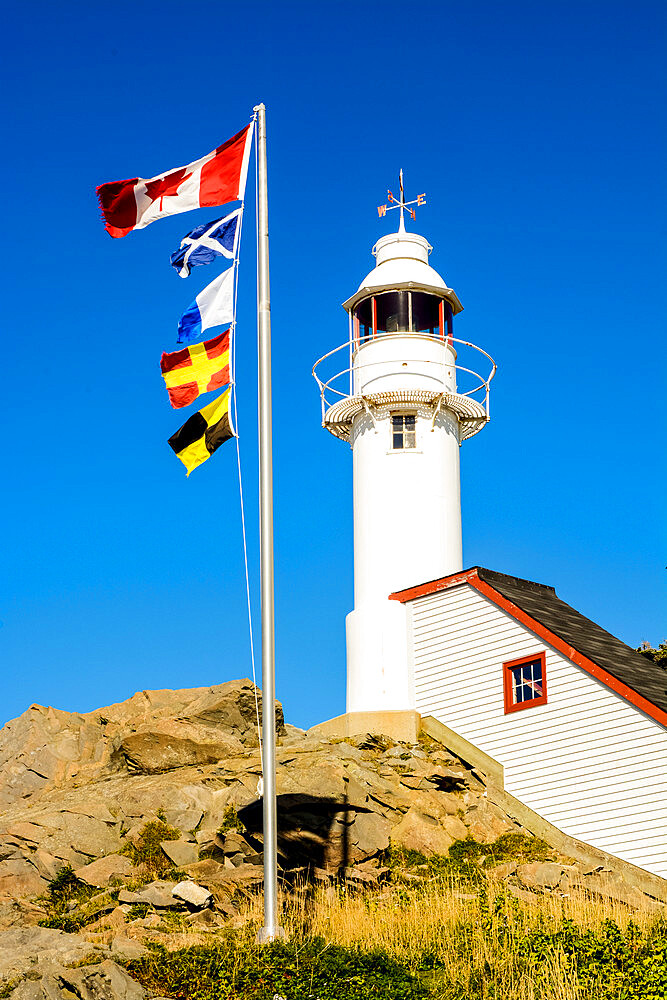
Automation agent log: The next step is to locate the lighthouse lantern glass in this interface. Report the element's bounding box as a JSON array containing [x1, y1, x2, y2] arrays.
[[353, 292, 453, 346]]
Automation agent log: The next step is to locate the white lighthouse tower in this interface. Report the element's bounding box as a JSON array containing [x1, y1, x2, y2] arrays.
[[313, 177, 495, 716]]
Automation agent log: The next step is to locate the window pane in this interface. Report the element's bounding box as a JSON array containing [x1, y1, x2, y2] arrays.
[[411, 292, 441, 333], [376, 291, 409, 333], [391, 413, 417, 450], [355, 298, 372, 328], [392, 414, 403, 449], [522, 666, 535, 701], [509, 659, 544, 705]]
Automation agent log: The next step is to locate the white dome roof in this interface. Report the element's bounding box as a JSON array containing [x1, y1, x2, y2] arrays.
[[360, 232, 445, 289], [343, 228, 463, 315]]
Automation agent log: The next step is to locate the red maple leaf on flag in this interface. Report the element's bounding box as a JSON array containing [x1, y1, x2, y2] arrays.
[[144, 167, 192, 210]]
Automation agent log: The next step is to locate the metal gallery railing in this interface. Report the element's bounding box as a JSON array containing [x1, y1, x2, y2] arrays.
[[312, 332, 497, 424]]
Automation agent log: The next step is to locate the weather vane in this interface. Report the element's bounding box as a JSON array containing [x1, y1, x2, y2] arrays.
[[377, 169, 426, 227]]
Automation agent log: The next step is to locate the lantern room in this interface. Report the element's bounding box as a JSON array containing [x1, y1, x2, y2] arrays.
[[352, 289, 453, 346], [344, 229, 463, 348]]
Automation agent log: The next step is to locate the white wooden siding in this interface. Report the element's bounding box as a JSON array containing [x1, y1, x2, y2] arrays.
[[409, 584, 667, 878]]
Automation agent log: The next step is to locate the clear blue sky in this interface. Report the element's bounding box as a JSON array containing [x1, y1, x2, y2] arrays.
[[2, 1, 665, 729]]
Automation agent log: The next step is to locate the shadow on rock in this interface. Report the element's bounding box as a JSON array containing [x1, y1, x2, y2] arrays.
[[238, 792, 372, 875]]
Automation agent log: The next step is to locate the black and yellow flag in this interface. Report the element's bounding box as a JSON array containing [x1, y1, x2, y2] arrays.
[[168, 387, 235, 476]]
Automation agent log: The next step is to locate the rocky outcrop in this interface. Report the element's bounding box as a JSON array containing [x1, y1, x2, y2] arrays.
[[0, 680, 279, 808], [0, 926, 99, 981], [75, 855, 135, 888], [0, 679, 664, 949], [0, 927, 147, 1000], [0, 686, 526, 910]]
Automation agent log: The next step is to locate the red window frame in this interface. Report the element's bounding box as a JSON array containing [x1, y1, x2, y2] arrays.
[[503, 651, 547, 714]]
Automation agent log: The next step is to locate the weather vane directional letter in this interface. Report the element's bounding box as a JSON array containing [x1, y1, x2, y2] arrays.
[[378, 169, 426, 227]]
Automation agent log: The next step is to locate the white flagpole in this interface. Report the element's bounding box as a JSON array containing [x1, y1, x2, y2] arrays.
[[253, 103, 282, 943]]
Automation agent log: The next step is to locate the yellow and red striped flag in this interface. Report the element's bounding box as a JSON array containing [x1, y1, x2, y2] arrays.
[[160, 330, 230, 408]]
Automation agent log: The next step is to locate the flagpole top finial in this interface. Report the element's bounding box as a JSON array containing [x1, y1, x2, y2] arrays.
[[253, 103, 265, 112]]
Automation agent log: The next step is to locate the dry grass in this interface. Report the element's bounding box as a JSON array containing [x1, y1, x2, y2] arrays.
[[139, 877, 660, 953], [99, 874, 665, 999], [236, 876, 658, 948], [219, 878, 660, 999]]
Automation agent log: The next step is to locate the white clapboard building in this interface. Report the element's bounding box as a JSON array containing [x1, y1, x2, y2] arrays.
[[313, 184, 667, 878]]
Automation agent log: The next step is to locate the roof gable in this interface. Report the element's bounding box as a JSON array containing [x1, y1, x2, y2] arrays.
[[390, 567, 667, 727]]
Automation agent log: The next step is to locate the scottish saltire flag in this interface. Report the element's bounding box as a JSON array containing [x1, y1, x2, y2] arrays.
[[96, 123, 253, 238], [178, 267, 235, 344], [170, 209, 241, 278]]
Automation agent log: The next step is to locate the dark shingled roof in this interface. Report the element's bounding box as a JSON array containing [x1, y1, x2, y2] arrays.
[[476, 567, 667, 716]]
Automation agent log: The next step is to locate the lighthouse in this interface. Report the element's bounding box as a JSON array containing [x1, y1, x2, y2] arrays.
[[310, 181, 667, 883], [313, 177, 495, 715]]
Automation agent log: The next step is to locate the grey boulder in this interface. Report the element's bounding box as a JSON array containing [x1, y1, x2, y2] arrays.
[[8, 960, 146, 1000], [0, 927, 100, 982], [172, 880, 212, 909], [75, 854, 135, 888], [117, 881, 179, 909]]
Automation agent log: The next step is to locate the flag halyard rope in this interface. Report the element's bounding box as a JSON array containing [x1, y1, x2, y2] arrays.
[[230, 188, 264, 777]]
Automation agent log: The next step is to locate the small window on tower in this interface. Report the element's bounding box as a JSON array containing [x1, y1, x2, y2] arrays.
[[391, 413, 416, 450], [503, 652, 547, 713]]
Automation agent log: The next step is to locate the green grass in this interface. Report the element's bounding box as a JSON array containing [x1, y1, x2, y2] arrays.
[[516, 916, 667, 1000], [120, 819, 182, 878], [124, 914, 667, 1000], [127, 937, 427, 1000], [124, 910, 667, 1000], [386, 833, 552, 889], [37, 865, 101, 933], [217, 804, 245, 836], [448, 832, 552, 866]]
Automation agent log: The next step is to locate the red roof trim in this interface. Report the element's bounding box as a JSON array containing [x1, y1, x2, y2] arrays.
[[390, 569, 667, 729], [389, 569, 479, 602]]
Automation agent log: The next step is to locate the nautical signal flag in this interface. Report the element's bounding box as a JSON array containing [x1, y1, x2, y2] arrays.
[[96, 124, 253, 238], [161, 331, 231, 409], [177, 266, 234, 344], [168, 387, 235, 476], [170, 209, 241, 278]]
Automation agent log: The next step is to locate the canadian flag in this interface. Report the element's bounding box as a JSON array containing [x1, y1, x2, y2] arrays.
[[96, 123, 253, 238]]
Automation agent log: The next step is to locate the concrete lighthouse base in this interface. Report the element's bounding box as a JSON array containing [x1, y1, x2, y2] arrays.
[[308, 709, 421, 744]]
